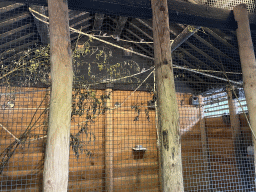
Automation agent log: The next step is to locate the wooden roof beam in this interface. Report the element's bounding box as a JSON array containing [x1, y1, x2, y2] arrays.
[[10, 0, 256, 30], [30, 5, 49, 44]]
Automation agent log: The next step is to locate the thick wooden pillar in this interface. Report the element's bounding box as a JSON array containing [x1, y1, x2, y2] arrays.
[[105, 84, 114, 192], [151, 0, 184, 191], [233, 4, 256, 184], [43, 0, 73, 191]]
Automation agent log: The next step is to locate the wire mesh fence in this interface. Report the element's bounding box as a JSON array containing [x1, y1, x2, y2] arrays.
[[0, 0, 255, 191]]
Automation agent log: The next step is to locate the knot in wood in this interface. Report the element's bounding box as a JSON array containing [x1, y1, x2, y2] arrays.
[[159, 6, 165, 12]]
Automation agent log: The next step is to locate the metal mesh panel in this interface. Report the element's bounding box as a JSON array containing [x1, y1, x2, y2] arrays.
[[195, 0, 256, 13], [0, 0, 255, 191]]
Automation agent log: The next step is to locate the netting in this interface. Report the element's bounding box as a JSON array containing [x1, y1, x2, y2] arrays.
[[0, 0, 255, 191], [195, 0, 256, 12]]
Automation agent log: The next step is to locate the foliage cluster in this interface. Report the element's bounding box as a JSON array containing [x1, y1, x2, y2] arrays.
[[0, 37, 153, 166]]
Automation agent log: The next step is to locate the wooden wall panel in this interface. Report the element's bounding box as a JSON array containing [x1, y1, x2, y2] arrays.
[[2, 87, 244, 191]]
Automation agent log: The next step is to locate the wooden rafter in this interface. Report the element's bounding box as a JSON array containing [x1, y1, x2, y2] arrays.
[[177, 47, 214, 71], [173, 56, 205, 83], [105, 22, 154, 56], [125, 28, 154, 49], [178, 24, 240, 66], [128, 21, 154, 41], [0, 33, 36, 51], [135, 18, 215, 72], [122, 34, 154, 57], [203, 28, 239, 53], [0, 12, 30, 28], [0, 40, 39, 59], [185, 41, 227, 72], [0, 23, 32, 40], [0, 2, 25, 14]]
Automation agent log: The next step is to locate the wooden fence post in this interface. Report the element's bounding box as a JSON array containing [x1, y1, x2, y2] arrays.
[[233, 4, 256, 187], [227, 87, 240, 142], [151, 0, 184, 191], [198, 96, 211, 190], [43, 0, 73, 191], [105, 84, 114, 192]]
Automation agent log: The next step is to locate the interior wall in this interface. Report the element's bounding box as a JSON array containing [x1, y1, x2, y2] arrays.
[[1, 86, 253, 191]]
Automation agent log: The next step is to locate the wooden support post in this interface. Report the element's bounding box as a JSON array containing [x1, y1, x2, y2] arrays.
[[233, 4, 256, 186], [43, 0, 73, 191], [227, 87, 240, 141], [105, 83, 114, 192], [93, 13, 105, 31], [227, 87, 243, 180], [30, 5, 50, 44], [151, 0, 184, 191], [114, 17, 128, 38], [198, 96, 211, 190]]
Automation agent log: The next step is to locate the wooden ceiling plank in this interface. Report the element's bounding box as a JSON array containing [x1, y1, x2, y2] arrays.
[[135, 18, 152, 31]]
